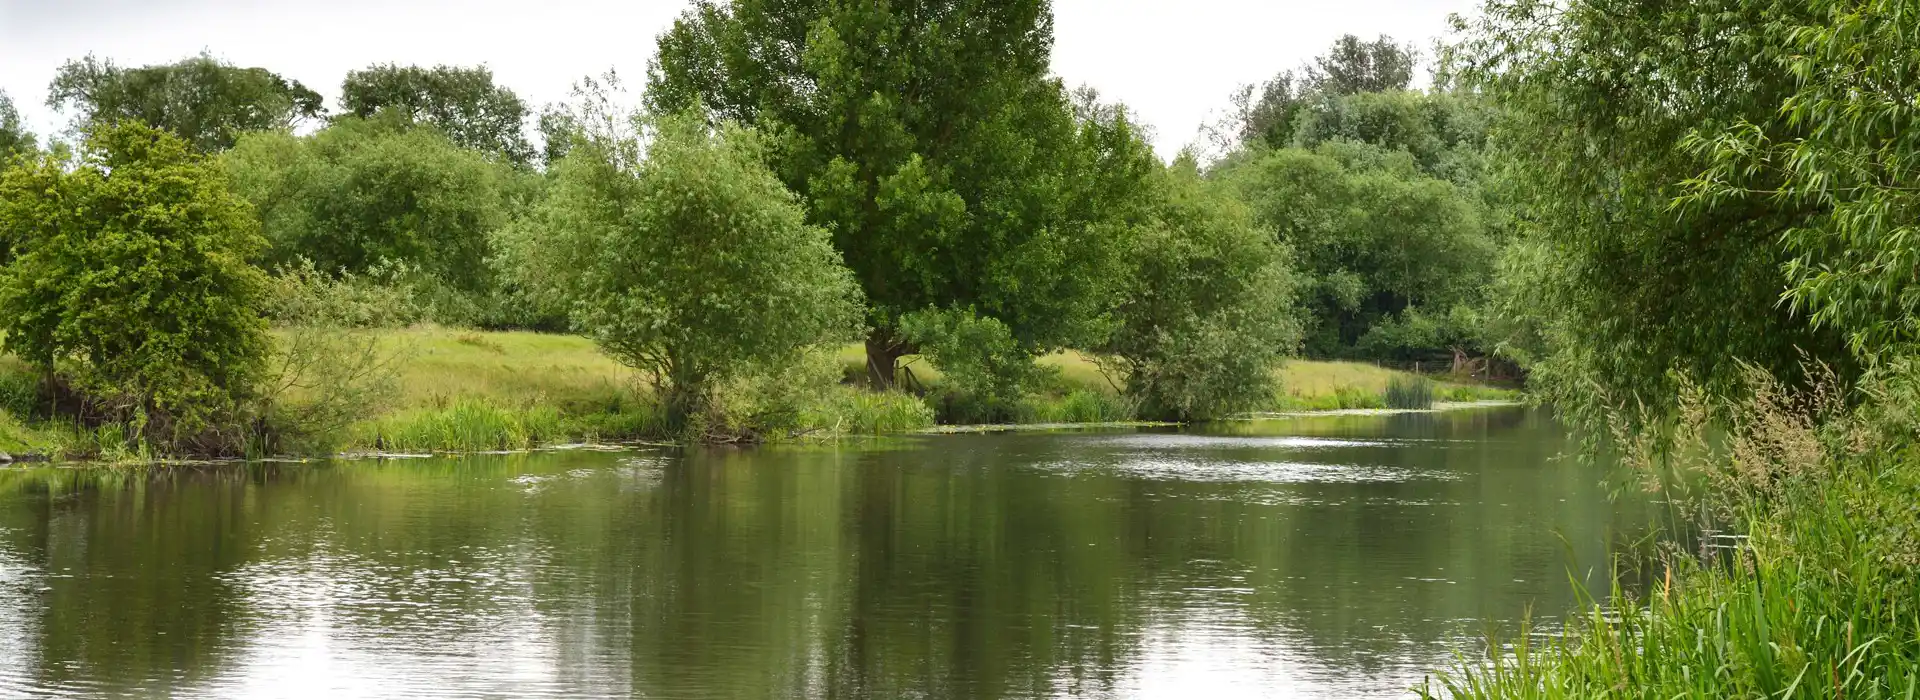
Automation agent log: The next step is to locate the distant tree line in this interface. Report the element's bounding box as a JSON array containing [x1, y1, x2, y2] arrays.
[[0, 8, 1512, 451]]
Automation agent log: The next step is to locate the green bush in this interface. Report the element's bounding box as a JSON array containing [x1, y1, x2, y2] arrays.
[[0, 122, 272, 454], [499, 107, 862, 432], [1384, 375, 1435, 409], [1101, 161, 1301, 421]]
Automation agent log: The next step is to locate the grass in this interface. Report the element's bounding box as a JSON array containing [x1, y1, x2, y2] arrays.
[[1274, 359, 1514, 411], [1424, 370, 1920, 698], [0, 329, 1520, 459]]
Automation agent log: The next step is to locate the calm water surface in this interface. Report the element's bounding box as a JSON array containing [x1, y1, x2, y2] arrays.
[[0, 408, 1652, 698]]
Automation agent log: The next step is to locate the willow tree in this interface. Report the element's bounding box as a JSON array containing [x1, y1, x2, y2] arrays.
[[647, 0, 1155, 387], [1452, 0, 1851, 428]]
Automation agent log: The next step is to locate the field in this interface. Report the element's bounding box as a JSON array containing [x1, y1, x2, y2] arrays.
[[0, 328, 1515, 459]]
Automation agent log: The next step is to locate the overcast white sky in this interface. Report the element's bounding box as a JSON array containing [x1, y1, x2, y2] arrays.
[[0, 0, 1477, 158]]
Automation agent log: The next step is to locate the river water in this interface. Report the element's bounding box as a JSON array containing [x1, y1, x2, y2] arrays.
[[0, 407, 1652, 698]]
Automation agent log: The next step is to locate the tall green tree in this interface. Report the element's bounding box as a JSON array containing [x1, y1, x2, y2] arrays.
[[1218, 35, 1419, 152], [0, 122, 272, 451], [648, 0, 1157, 387], [340, 64, 534, 165], [0, 91, 34, 161], [498, 110, 862, 425], [47, 53, 323, 152], [1451, 0, 1850, 428]]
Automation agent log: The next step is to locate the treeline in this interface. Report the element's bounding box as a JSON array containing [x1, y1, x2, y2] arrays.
[[0, 5, 1507, 453]]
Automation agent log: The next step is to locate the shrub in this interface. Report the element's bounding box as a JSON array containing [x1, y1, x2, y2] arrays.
[[498, 108, 863, 432], [0, 122, 272, 453], [1100, 160, 1300, 421]]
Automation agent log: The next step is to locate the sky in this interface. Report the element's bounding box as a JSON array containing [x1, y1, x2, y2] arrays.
[[0, 0, 1478, 159]]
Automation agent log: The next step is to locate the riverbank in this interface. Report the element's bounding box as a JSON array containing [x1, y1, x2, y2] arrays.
[[0, 327, 1516, 462], [1424, 377, 1920, 697]]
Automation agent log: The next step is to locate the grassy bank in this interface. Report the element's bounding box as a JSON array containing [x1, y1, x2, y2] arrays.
[[0, 328, 1517, 459], [1424, 377, 1920, 698]]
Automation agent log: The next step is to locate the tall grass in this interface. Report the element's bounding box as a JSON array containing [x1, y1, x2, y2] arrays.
[[1425, 367, 1920, 698], [1384, 375, 1436, 409]]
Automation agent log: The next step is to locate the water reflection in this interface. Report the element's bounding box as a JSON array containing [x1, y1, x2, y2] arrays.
[[0, 408, 1651, 698]]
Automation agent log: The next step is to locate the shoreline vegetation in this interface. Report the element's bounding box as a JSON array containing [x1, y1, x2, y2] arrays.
[[0, 326, 1516, 465]]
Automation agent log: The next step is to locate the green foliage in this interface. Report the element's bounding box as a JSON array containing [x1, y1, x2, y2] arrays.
[[900, 308, 1050, 421], [47, 52, 324, 151], [1429, 366, 1920, 698], [263, 259, 423, 329], [1383, 375, 1434, 410], [1221, 141, 1491, 358], [0, 91, 34, 161], [648, 1, 1157, 383], [223, 116, 512, 295], [1102, 160, 1300, 420], [1450, 0, 1852, 430], [1674, 0, 1920, 358], [499, 107, 863, 427], [0, 122, 271, 452], [339, 63, 534, 165], [1215, 34, 1419, 152]]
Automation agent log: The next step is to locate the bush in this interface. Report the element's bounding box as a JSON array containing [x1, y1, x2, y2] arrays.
[[1384, 375, 1435, 409], [498, 108, 863, 433], [0, 122, 272, 453], [1101, 160, 1300, 421], [223, 115, 511, 295], [902, 309, 1053, 423]]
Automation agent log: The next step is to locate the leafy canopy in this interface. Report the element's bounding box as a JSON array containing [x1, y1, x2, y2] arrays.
[[499, 108, 862, 419], [1221, 141, 1491, 359], [48, 53, 324, 152], [223, 115, 512, 294], [340, 64, 535, 165], [647, 0, 1156, 382], [1451, 0, 1851, 426], [0, 122, 272, 449]]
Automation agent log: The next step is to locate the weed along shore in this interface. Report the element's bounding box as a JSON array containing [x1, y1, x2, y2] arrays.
[[0, 327, 1514, 464]]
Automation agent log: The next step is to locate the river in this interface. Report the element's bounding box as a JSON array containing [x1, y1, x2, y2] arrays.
[[0, 407, 1652, 698]]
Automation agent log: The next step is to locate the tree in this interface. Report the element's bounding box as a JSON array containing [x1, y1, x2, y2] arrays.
[[1216, 35, 1420, 152], [0, 122, 272, 451], [0, 91, 34, 161], [1452, 0, 1851, 428], [1102, 157, 1299, 420], [648, 0, 1157, 388], [1310, 35, 1417, 96], [340, 64, 534, 165], [1220, 141, 1491, 359], [47, 53, 323, 152], [498, 110, 862, 424], [223, 115, 512, 294]]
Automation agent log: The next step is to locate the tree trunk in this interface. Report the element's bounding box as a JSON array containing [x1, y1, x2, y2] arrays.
[[866, 328, 904, 390]]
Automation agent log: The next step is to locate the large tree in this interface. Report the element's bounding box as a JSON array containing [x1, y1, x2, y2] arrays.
[[647, 0, 1156, 387], [47, 53, 323, 152], [340, 64, 534, 165], [1452, 0, 1851, 428]]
